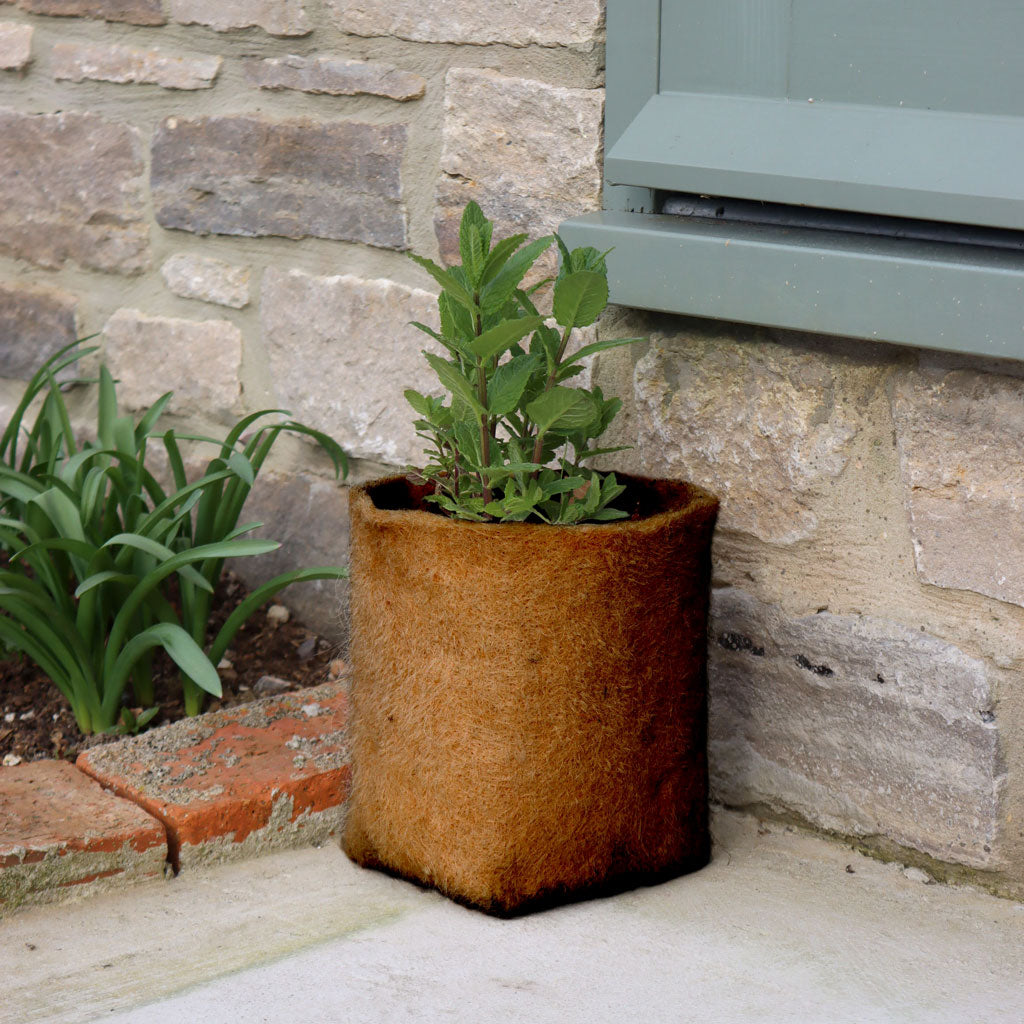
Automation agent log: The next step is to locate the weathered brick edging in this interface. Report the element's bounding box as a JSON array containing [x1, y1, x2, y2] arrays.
[[1, 679, 350, 913]]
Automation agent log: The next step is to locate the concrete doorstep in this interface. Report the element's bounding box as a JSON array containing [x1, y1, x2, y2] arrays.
[[3, 810, 1023, 1024]]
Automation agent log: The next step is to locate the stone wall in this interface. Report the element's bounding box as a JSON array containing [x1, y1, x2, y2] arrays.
[[1, 1, 1023, 897]]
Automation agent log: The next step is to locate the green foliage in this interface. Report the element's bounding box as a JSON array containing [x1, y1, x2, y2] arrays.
[[406, 203, 643, 524], [0, 341, 349, 734]]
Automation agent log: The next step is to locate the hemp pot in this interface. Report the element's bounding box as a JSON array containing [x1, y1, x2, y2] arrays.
[[342, 473, 718, 915]]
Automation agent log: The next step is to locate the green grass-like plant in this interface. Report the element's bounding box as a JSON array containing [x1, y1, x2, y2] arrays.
[[405, 202, 643, 524], [0, 341, 348, 734]]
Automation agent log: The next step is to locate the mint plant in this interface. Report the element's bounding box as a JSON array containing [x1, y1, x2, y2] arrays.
[[405, 202, 642, 524]]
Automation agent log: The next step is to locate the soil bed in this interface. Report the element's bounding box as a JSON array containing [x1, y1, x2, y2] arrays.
[[0, 572, 345, 764]]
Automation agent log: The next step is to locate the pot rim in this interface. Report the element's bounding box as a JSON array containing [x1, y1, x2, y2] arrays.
[[350, 472, 718, 537]]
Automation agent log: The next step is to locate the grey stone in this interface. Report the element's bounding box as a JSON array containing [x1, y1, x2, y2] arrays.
[[245, 55, 425, 101], [229, 469, 351, 644], [892, 358, 1024, 608], [632, 332, 858, 544], [259, 267, 440, 466], [328, 0, 602, 49], [253, 675, 293, 696], [152, 115, 407, 250], [52, 41, 221, 90], [162, 253, 250, 308], [102, 309, 242, 417], [167, 0, 309, 35], [0, 282, 76, 379], [709, 587, 1003, 868], [435, 69, 603, 282], [11, 0, 164, 23], [0, 110, 148, 274], [0, 22, 31, 69]]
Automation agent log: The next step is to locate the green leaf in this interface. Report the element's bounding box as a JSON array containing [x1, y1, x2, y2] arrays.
[[468, 316, 544, 363], [110, 623, 222, 704], [30, 487, 85, 542], [526, 387, 597, 435], [560, 336, 644, 368], [459, 202, 490, 285], [488, 354, 540, 417], [480, 233, 528, 288], [552, 271, 609, 328], [424, 354, 485, 417], [480, 235, 554, 315], [408, 253, 477, 310]]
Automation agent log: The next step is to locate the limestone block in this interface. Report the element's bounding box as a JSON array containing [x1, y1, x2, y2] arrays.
[[260, 268, 440, 466], [632, 333, 858, 544], [152, 115, 407, 250], [11, 0, 164, 25], [167, 0, 309, 36], [709, 587, 1003, 869], [0, 110, 148, 274], [52, 41, 221, 89], [0, 22, 31, 69], [103, 309, 242, 417], [244, 55, 425, 101], [328, 0, 603, 49], [435, 69, 602, 279], [0, 281, 76, 379], [162, 253, 250, 309], [892, 358, 1024, 607]]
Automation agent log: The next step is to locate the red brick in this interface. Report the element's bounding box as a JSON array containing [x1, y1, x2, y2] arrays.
[[78, 680, 350, 870], [0, 761, 167, 912]]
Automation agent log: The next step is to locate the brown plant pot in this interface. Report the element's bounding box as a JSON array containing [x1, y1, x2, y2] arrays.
[[342, 473, 719, 915]]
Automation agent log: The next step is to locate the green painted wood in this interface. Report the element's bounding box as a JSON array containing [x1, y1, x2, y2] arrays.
[[607, 91, 1024, 230], [558, 211, 1024, 358], [603, 0, 659, 214]]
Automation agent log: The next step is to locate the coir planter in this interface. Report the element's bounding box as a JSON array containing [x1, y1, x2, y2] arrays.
[[342, 473, 718, 915]]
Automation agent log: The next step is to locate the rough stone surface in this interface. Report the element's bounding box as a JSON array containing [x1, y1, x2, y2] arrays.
[[892, 357, 1024, 608], [435, 69, 603, 280], [329, 0, 603, 49], [0, 761, 166, 912], [229, 471, 350, 644], [0, 109, 148, 274], [52, 41, 221, 90], [167, 0, 309, 36], [709, 587, 1004, 869], [103, 309, 242, 417], [161, 253, 250, 308], [245, 54, 425, 101], [632, 332, 858, 544], [10, 0, 165, 24], [260, 267, 440, 465], [0, 21, 31, 69], [77, 680, 351, 870], [152, 115, 407, 249], [0, 281, 76, 379]]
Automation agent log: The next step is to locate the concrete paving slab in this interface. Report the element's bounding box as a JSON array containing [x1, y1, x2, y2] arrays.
[[3, 811, 1023, 1024]]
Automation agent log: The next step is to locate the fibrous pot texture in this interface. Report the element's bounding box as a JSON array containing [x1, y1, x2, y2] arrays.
[[342, 474, 719, 914]]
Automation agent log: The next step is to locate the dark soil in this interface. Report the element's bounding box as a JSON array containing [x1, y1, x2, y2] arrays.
[[0, 572, 347, 764]]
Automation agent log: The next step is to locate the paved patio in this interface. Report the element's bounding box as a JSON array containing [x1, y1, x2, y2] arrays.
[[4, 810, 1022, 1024]]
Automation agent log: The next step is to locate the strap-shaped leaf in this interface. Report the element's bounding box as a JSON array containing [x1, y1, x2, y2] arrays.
[[552, 270, 609, 328]]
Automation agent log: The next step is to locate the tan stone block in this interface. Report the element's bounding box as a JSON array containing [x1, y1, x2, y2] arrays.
[[260, 268, 440, 465], [0, 110, 148, 274], [13, 0, 164, 24], [52, 41, 221, 90], [103, 309, 242, 417], [0, 21, 31, 69], [244, 55, 424, 101], [632, 331, 858, 544], [167, 0, 309, 36], [328, 0, 602, 49], [892, 357, 1024, 607], [709, 587, 1003, 869], [435, 69, 603, 280], [0, 281, 76, 379], [162, 253, 250, 308], [151, 115, 407, 249]]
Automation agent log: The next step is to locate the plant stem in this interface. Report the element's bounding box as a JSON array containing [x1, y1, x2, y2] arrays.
[[473, 300, 493, 505], [530, 326, 574, 479]]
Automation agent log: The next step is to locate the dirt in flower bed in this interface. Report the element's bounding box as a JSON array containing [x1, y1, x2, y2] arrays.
[[0, 572, 347, 764]]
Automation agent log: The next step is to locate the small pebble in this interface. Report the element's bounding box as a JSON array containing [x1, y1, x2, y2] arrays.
[[3, 753, 23, 766], [296, 636, 317, 661], [302, 703, 320, 718], [3, 712, 14, 723], [217, 658, 233, 671], [19, 711, 35, 721], [328, 659, 348, 678], [266, 604, 290, 626], [253, 675, 293, 697], [902, 866, 933, 885]]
